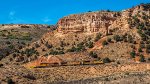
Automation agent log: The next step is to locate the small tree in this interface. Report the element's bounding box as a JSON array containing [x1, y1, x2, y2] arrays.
[[35, 43, 40, 48], [107, 38, 111, 42], [45, 42, 53, 49], [94, 33, 102, 42], [88, 41, 94, 48], [7, 78, 15, 84], [102, 40, 108, 46], [139, 54, 145, 62], [113, 35, 120, 42], [89, 51, 98, 58], [103, 57, 111, 63], [130, 51, 136, 58], [138, 48, 143, 52]]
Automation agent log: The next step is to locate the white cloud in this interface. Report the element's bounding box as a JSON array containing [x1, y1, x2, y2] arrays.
[[9, 11, 16, 20], [42, 17, 51, 23], [7, 10, 28, 24]]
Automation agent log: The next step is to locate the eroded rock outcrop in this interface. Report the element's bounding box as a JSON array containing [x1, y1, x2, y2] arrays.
[[57, 11, 118, 34], [57, 3, 150, 35]]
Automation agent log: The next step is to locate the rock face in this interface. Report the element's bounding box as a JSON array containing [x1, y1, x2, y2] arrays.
[[57, 11, 118, 34], [57, 3, 150, 35]]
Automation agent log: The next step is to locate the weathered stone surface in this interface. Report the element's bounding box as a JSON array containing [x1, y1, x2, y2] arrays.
[[57, 11, 118, 34], [57, 3, 150, 35]]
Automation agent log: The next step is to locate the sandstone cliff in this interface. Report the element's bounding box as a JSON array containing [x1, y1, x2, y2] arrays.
[[57, 3, 150, 36]]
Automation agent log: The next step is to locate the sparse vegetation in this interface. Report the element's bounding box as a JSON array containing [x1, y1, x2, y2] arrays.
[[139, 54, 145, 62], [102, 40, 108, 46], [130, 51, 136, 58], [89, 51, 98, 58], [103, 57, 111, 63], [94, 33, 102, 42]]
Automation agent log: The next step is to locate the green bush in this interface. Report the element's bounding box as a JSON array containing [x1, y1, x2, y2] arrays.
[[7, 78, 15, 84], [45, 42, 53, 49], [113, 35, 120, 42], [130, 51, 136, 58], [139, 54, 145, 62], [146, 44, 150, 53], [127, 35, 134, 43], [138, 48, 143, 52], [103, 57, 111, 63], [0, 63, 3, 67], [24, 48, 37, 57], [102, 40, 108, 46], [94, 33, 102, 42], [35, 43, 40, 48], [87, 41, 94, 48], [20, 36, 32, 41], [89, 51, 98, 58], [107, 38, 112, 42]]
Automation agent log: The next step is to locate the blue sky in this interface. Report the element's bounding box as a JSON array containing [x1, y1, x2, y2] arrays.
[[0, 0, 149, 25]]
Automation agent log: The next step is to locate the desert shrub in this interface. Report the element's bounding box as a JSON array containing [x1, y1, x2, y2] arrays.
[[127, 35, 134, 43], [146, 44, 150, 53], [138, 23, 145, 30], [0, 63, 3, 67], [7, 78, 15, 84], [130, 45, 135, 49], [148, 58, 150, 61], [49, 50, 64, 55], [42, 48, 46, 51], [107, 38, 112, 42], [21, 25, 30, 28], [8, 45, 14, 49], [23, 74, 36, 80], [94, 33, 102, 42], [24, 48, 37, 57], [6, 41, 11, 44], [138, 48, 143, 52], [60, 41, 66, 47], [76, 45, 85, 52], [21, 42, 26, 45], [133, 15, 139, 24], [130, 51, 136, 58], [89, 51, 98, 58], [20, 36, 32, 41], [77, 42, 85, 51], [146, 44, 150, 49], [0, 55, 3, 60], [12, 53, 17, 58], [35, 43, 40, 48], [87, 41, 94, 48], [103, 57, 111, 63], [113, 35, 120, 42], [141, 34, 147, 41], [18, 45, 23, 49], [45, 42, 53, 49], [7, 34, 17, 39], [49, 50, 59, 55], [67, 45, 85, 52], [58, 51, 65, 54], [117, 61, 120, 64], [88, 37, 92, 41], [140, 44, 145, 48], [139, 54, 145, 62], [44, 53, 49, 56], [102, 40, 108, 46]]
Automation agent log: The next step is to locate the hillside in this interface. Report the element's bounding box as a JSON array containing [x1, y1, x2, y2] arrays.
[[0, 3, 149, 84], [0, 24, 53, 61], [10, 3, 149, 65]]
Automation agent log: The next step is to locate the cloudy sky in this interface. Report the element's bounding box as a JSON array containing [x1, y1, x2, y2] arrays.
[[0, 0, 149, 24]]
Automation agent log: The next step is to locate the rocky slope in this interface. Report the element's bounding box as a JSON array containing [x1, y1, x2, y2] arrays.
[[0, 3, 149, 84], [0, 24, 53, 61], [15, 3, 150, 64]]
